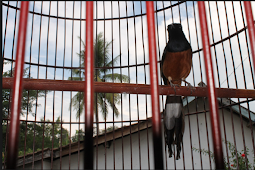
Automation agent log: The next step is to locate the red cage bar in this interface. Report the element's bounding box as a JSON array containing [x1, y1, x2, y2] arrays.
[[197, 2, 224, 169], [84, 1, 94, 169], [146, 2, 164, 169], [244, 1, 255, 76], [3, 1, 255, 169], [6, 1, 29, 169], [3, 78, 255, 98]]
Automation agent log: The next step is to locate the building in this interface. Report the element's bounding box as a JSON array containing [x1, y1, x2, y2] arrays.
[[11, 84, 255, 169]]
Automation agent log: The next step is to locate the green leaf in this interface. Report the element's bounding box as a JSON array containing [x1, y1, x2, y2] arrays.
[[68, 32, 130, 120]]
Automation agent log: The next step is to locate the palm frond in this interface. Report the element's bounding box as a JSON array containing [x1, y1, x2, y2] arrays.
[[102, 73, 130, 83], [97, 93, 108, 120], [70, 32, 130, 120], [68, 77, 83, 81], [105, 55, 121, 68], [105, 93, 120, 118], [95, 75, 103, 82], [70, 92, 84, 119]]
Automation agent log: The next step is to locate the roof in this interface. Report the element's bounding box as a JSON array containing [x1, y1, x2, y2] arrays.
[[7, 82, 255, 167], [14, 118, 153, 167], [192, 81, 255, 124]]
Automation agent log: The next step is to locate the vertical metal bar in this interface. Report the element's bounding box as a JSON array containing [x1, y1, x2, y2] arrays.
[[239, 2, 255, 159], [32, 1, 43, 168], [232, 2, 249, 168], [103, 2, 107, 168], [2, 1, 10, 72], [10, 1, 19, 77], [207, 2, 229, 169], [140, 2, 150, 168], [184, 1, 198, 169], [240, 2, 255, 89], [132, 1, 142, 169], [78, 2, 82, 170], [6, 1, 29, 169], [169, 1, 174, 23], [146, 2, 163, 169], [5, 5, 20, 165], [24, 1, 35, 168], [84, 1, 94, 169], [5, 6, 20, 162], [41, 2, 51, 167], [244, 1, 255, 75], [185, 96, 194, 169], [95, 2, 99, 170], [197, 2, 224, 169], [161, 2, 168, 169], [118, 2, 125, 169], [125, 2, 133, 169], [223, 2, 240, 168], [2, 2, 10, 164], [111, 2, 116, 169], [51, 2, 58, 169], [214, 2, 231, 168], [69, 2, 75, 169], [41, 3, 51, 167], [60, 1, 66, 169]]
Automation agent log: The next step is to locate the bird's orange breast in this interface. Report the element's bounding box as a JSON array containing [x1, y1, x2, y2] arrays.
[[162, 48, 192, 85]]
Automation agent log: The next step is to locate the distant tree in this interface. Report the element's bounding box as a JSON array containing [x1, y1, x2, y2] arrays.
[[2, 65, 70, 160], [100, 125, 119, 134], [2, 66, 48, 161], [71, 125, 119, 143], [71, 129, 85, 143], [2, 67, 46, 118], [69, 32, 130, 120], [16, 117, 70, 157]]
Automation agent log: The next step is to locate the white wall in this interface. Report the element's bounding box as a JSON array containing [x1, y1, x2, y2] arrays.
[[16, 160, 51, 169], [181, 97, 255, 169], [17, 98, 255, 169]]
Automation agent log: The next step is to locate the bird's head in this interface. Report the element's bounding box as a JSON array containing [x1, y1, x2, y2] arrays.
[[167, 23, 186, 41], [167, 23, 182, 33]]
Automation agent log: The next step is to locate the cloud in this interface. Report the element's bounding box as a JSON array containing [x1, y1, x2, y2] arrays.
[[3, 1, 255, 135]]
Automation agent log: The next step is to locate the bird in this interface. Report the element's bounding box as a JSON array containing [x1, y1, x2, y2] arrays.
[[161, 23, 193, 160]]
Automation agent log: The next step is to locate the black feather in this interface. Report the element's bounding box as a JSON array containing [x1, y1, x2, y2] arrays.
[[161, 23, 191, 160], [167, 23, 191, 52]]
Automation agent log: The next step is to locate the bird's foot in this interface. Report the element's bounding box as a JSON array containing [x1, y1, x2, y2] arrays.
[[182, 79, 195, 95], [168, 77, 179, 95]]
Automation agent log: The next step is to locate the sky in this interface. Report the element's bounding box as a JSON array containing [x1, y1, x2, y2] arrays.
[[2, 1, 255, 137]]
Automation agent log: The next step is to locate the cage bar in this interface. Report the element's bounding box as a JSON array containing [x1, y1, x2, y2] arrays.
[[146, 2, 164, 169], [3, 77, 255, 98], [2, 1, 255, 170], [197, 1, 224, 169], [6, 1, 29, 169], [244, 1, 255, 76], [84, 1, 94, 169]]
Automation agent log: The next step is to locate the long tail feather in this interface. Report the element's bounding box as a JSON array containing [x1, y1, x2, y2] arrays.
[[164, 95, 184, 160], [175, 113, 183, 160]]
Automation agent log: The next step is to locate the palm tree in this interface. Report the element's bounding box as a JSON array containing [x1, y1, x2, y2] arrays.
[[69, 32, 129, 121]]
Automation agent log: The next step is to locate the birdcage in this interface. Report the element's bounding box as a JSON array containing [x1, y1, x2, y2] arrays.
[[2, 1, 255, 169]]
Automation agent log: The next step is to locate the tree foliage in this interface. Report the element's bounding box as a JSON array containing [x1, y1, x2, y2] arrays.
[[99, 125, 119, 134], [2, 68, 46, 118], [192, 140, 255, 169], [2, 66, 70, 161], [69, 32, 130, 120], [71, 129, 85, 143], [17, 117, 70, 156]]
